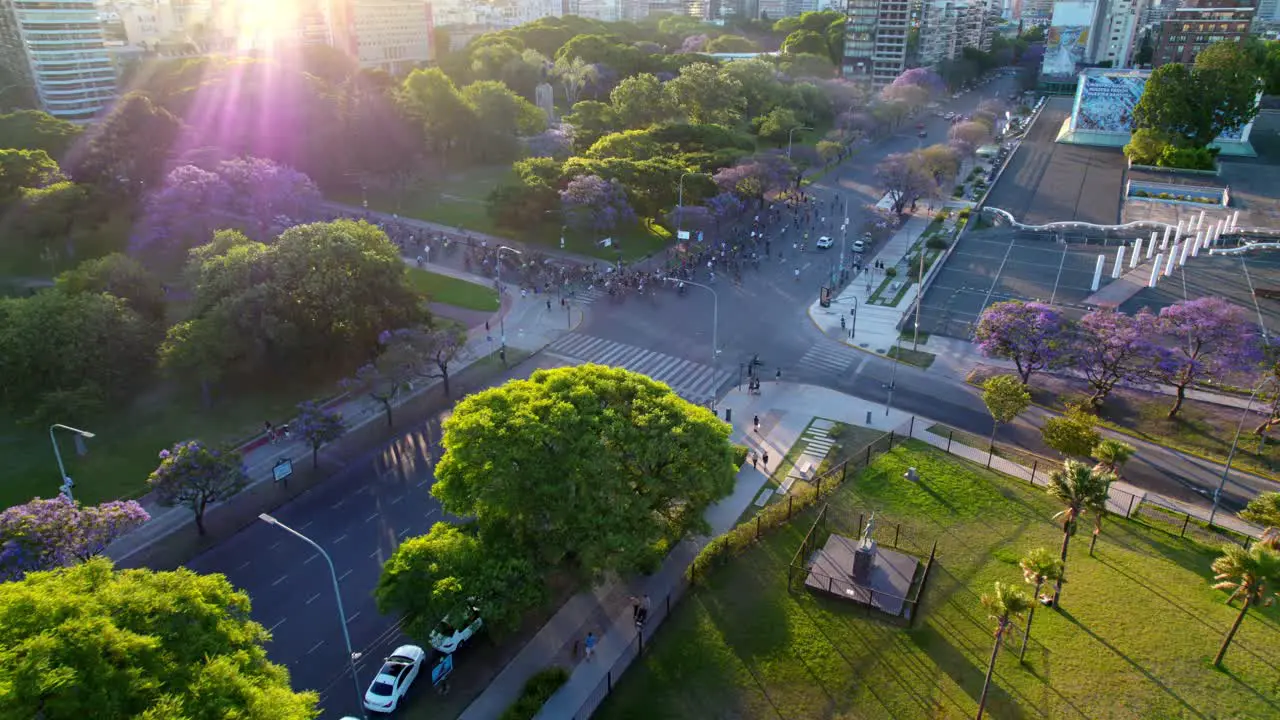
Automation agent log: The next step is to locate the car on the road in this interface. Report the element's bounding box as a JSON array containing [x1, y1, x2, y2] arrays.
[[429, 605, 484, 654], [918, 130, 927, 137], [816, 235, 834, 249], [364, 645, 426, 713], [852, 238, 866, 253]]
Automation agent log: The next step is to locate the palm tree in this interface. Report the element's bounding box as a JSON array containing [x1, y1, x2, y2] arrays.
[[1046, 460, 1114, 605], [1088, 439, 1133, 556], [1018, 547, 1063, 661], [553, 56, 597, 107], [976, 581, 1032, 720], [1210, 543, 1280, 667]]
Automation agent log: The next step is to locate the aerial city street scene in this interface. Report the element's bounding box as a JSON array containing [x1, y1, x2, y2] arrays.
[[3, 0, 1280, 717]]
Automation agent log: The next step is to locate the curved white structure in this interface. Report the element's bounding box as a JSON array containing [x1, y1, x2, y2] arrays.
[[1208, 243, 1280, 256]]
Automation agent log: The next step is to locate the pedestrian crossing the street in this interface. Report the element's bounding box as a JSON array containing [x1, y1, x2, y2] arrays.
[[796, 341, 864, 376], [546, 333, 732, 402], [564, 287, 606, 306]]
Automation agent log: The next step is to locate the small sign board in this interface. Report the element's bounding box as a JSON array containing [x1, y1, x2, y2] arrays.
[[677, 230, 691, 240], [598, 237, 613, 247], [273, 458, 294, 483]]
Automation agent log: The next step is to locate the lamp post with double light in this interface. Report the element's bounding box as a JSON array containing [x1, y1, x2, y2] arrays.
[[49, 424, 94, 501]]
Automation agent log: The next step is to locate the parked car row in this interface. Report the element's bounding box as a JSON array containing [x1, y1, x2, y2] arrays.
[[356, 605, 486, 714]]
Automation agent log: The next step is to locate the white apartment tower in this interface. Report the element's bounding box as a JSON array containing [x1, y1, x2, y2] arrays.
[[843, 0, 910, 87], [329, 0, 435, 74], [1093, 0, 1144, 67], [919, 0, 995, 64], [0, 0, 117, 120]]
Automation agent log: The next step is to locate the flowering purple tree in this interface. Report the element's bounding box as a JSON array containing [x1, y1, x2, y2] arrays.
[[133, 164, 234, 257], [0, 495, 149, 581], [681, 34, 709, 53], [706, 191, 746, 225], [1075, 308, 1153, 408], [295, 400, 346, 469], [525, 125, 574, 159], [1140, 297, 1263, 418], [837, 111, 878, 139], [148, 440, 249, 535], [891, 68, 946, 96], [975, 300, 1074, 384], [560, 174, 636, 233], [215, 157, 322, 235], [875, 152, 936, 213], [863, 203, 901, 231], [713, 156, 792, 203]]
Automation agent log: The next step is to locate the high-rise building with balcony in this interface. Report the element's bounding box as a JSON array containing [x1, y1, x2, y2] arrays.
[[918, 0, 996, 64], [843, 0, 910, 87], [1153, 0, 1254, 65], [329, 0, 435, 74], [0, 0, 117, 120]]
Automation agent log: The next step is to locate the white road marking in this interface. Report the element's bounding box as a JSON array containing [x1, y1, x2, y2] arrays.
[[390, 494, 404, 505], [268, 618, 287, 633], [237, 561, 251, 571], [331, 499, 345, 509], [398, 527, 412, 537], [306, 593, 321, 605], [270, 541, 282, 550], [299, 521, 313, 530], [307, 640, 325, 655], [272, 574, 288, 586], [365, 512, 378, 523], [346, 612, 361, 624], [338, 569, 352, 582], [333, 534, 348, 544], [369, 549, 380, 559], [304, 553, 319, 565]]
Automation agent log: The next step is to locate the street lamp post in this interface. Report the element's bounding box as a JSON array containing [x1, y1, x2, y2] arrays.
[[849, 297, 858, 339], [259, 514, 366, 720], [677, 172, 710, 240], [886, 336, 901, 417], [663, 276, 718, 366], [49, 424, 94, 501], [496, 245, 523, 349], [787, 126, 814, 160], [1208, 378, 1273, 526]]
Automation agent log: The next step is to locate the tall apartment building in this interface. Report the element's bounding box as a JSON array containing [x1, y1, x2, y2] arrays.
[[843, 0, 910, 86], [1020, 0, 1054, 23], [0, 0, 117, 120], [568, 0, 623, 20], [1091, 0, 1144, 67], [918, 0, 995, 64], [329, 0, 434, 74], [1153, 0, 1254, 65]]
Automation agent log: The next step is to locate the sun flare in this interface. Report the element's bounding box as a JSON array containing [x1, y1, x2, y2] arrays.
[[230, 0, 310, 51]]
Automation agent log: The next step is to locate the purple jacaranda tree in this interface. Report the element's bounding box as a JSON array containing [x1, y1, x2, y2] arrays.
[[148, 439, 249, 536], [132, 164, 235, 257], [560, 174, 636, 233], [837, 111, 879, 138], [891, 67, 946, 96], [875, 152, 936, 213], [950, 121, 991, 159], [681, 34, 709, 54], [666, 204, 712, 236], [525, 125, 575, 159], [1139, 297, 1264, 418], [294, 400, 346, 469], [713, 155, 792, 203], [1075, 307, 1154, 408], [215, 157, 321, 236], [0, 495, 149, 581], [863, 203, 901, 231], [975, 300, 1074, 384], [706, 191, 747, 224], [816, 78, 871, 116]]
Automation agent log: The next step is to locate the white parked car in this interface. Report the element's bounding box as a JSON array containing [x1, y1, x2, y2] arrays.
[[816, 236, 834, 249], [851, 238, 866, 253], [364, 645, 426, 713], [429, 606, 484, 654]]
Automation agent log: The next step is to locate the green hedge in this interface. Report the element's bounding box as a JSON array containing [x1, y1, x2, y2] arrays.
[[732, 443, 749, 467], [688, 481, 821, 581], [926, 236, 949, 250], [501, 666, 570, 720]]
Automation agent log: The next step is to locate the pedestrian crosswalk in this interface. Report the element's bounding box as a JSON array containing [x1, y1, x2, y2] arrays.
[[546, 333, 732, 402], [796, 341, 864, 375], [565, 287, 606, 306]]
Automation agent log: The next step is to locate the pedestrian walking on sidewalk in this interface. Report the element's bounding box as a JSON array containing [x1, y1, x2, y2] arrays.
[[584, 632, 598, 661], [762, 450, 770, 468], [263, 421, 275, 443], [750, 451, 758, 469], [753, 414, 760, 432]]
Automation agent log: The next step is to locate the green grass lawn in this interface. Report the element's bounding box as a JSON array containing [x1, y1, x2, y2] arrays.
[[597, 442, 1280, 720], [406, 268, 499, 312], [0, 376, 342, 508], [887, 346, 937, 369]]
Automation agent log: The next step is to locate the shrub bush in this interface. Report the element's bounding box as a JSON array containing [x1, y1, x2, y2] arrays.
[[958, 207, 971, 219], [731, 443, 748, 467], [635, 535, 671, 575], [687, 480, 821, 581], [926, 236, 949, 250], [932, 211, 947, 223], [884, 267, 898, 278], [501, 667, 570, 720]]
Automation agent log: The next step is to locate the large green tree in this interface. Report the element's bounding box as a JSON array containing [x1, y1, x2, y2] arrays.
[[431, 364, 738, 577], [610, 73, 672, 129], [0, 110, 83, 158], [54, 253, 167, 329], [398, 67, 476, 158], [0, 558, 317, 718], [376, 522, 544, 639], [69, 92, 182, 193], [0, 148, 62, 200], [1134, 42, 1261, 149], [664, 63, 745, 126]]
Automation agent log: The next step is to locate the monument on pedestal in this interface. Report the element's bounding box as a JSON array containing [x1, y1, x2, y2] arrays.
[[535, 83, 555, 124]]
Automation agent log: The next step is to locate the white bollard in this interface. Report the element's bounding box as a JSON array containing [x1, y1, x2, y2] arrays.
[[1113, 247, 1126, 278], [1149, 255, 1163, 286], [1177, 240, 1190, 267], [1196, 210, 1205, 231], [1230, 210, 1240, 231], [1190, 231, 1201, 257], [1175, 220, 1185, 244], [1152, 230, 1163, 258], [1164, 245, 1178, 276], [1091, 254, 1106, 291], [1131, 238, 1144, 268]]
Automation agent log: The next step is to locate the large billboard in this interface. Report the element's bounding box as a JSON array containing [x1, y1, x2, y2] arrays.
[[1068, 69, 1257, 147], [1041, 1, 1096, 78], [1072, 71, 1145, 133]]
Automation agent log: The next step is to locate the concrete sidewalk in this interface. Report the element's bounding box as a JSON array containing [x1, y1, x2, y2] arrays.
[[104, 281, 578, 566]]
